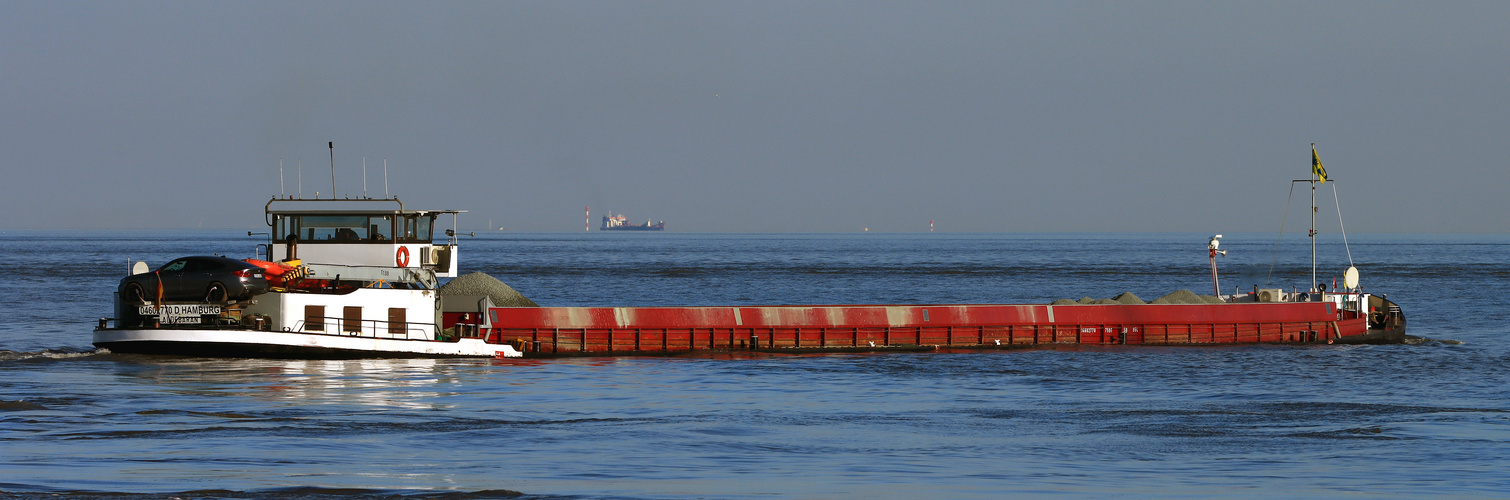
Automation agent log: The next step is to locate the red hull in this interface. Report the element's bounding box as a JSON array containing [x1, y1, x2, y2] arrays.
[[473, 301, 1404, 356]]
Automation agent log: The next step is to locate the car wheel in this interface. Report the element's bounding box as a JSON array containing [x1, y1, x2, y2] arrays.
[[206, 282, 228, 303], [124, 283, 147, 304]]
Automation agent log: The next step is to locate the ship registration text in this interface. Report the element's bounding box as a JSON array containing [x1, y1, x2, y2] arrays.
[[137, 305, 221, 325]]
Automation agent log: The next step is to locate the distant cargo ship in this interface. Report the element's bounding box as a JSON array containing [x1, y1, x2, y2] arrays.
[[601, 212, 665, 231]]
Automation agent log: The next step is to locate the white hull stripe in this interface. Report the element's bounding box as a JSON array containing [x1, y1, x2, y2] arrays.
[[94, 329, 522, 358]]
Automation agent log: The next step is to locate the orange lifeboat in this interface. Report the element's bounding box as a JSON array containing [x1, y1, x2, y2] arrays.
[[243, 259, 313, 289]]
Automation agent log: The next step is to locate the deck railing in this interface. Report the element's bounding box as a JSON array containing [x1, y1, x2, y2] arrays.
[[296, 316, 436, 341]]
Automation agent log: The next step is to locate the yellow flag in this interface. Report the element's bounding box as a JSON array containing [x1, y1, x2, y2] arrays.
[[1311, 146, 1327, 184]]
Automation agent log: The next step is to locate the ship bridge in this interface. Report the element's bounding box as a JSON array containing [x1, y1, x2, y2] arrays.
[[264, 197, 463, 277]]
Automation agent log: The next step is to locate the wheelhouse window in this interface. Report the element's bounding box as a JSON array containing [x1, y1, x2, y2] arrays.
[[398, 214, 436, 243], [272, 213, 429, 243], [368, 216, 393, 241], [275, 215, 299, 243], [416, 216, 432, 241], [300, 216, 369, 241]]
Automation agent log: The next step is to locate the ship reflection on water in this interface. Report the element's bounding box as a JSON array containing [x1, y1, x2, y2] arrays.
[[111, 356, 472, 410]]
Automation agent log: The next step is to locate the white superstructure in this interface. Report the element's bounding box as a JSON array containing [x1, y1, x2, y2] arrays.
[[94, 196, 522, 358]]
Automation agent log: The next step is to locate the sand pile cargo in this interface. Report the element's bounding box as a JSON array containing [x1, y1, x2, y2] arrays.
[[438, 272, 539, 307]]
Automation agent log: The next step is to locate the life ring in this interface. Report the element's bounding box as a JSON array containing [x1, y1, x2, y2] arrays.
[[396, 246, 410, 267]]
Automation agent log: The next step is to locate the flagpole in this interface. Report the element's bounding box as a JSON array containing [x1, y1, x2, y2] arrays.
[[1310, 143, 1318, 294]]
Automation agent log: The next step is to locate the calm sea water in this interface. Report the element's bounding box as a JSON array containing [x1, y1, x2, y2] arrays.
[[2, 231, 1507, 498]]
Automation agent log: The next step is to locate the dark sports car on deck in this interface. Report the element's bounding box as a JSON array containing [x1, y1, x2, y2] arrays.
[[119, 256, 270, 303]]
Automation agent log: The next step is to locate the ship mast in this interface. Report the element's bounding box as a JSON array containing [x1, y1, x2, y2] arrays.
[[1310, 168, 1317, 293], [1309, 143, 1324, 293], [1265, 147, 1346, 295]]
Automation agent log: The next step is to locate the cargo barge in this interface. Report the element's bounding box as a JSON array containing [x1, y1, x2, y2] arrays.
[[482, 298, 1405, 356], [95, 153, 1404, 358]]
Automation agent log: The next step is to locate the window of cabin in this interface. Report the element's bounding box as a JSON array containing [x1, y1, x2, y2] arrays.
[[398, 214, 436, 243], [368, 215, 393, 241], [300, 215, 369, 242], [305, 305, 324, 331], [388, 308, 406, 335], [275, 215, 301, 242], [417, 215, 432, 241], [343, 306, 362, 333], [401, 216, 416, 241]]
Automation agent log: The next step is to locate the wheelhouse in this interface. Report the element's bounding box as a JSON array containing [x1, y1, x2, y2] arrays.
[[264, 197, 464, 277]]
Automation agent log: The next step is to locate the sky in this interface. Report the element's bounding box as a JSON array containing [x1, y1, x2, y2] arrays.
[[2, 1, 1506, 233]]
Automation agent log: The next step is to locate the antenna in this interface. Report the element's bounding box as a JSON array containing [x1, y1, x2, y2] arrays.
[[362, 156, 367, 198], [384, 158, 389, 198], [279, 158, 285, 195], [297, 158, 303, 197], [328, 141, 336, 200], [585, 206, 590, 231]]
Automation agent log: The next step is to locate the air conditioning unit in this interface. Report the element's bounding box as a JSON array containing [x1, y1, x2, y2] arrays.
[[421, 246, 451, 270], [1257, 288, 1284, 303]]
